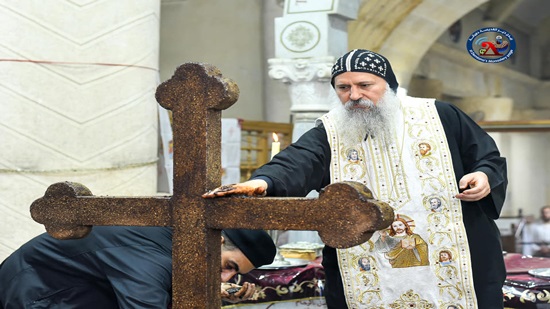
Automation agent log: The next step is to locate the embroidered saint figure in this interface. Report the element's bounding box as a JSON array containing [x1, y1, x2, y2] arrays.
[[439, 250, 453, 266], [429, 197, 443, 212], [358, 256, 371, 271], [347, 148, 361, 163], [374, 217, 429, 268], [418, 142, 432, 157]]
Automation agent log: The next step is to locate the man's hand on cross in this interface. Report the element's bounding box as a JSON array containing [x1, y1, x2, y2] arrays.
[[220, 282, 256, 303], [202, 179, 268, 198]]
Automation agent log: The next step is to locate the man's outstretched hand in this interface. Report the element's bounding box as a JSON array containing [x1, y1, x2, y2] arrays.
[[202, 179, 268, 198]]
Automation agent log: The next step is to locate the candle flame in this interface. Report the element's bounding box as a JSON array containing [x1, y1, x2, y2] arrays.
[[272, 132, 279, 142]]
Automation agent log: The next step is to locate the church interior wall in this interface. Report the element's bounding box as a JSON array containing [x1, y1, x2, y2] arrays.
[[535, 82, 550, 112], [159, 0, 265, 121], [406, 5, 550, 218], [374, 0, 489, 91], [261, 1, 292, 123], [413, 7, 547, 119], [502, 23, 532, 76], [533, 17, 550, 79], [415, 47, 540, 116], [426, 7, 534, 77], [494, 132, 550, 217], [0, 1, 161, 261]]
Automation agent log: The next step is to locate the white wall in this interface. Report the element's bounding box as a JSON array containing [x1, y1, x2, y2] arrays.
[[491, 132, 550, 217], [159, 0, 266, 121]]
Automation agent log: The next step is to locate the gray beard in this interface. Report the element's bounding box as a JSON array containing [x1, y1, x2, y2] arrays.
[[330, 90, 401, 147]]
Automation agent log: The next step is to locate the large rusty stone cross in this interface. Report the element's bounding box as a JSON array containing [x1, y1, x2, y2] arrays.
[[30, 63, 394, 308]]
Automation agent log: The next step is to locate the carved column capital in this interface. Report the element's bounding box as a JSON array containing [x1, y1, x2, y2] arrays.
[[268, 57, 335, 83], [267, 57, 338, 130]]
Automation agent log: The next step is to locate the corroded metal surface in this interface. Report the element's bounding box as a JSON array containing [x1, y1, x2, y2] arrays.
[[30, 62, 394, 308], [30, 181, 171, 239], [207, 182, 394, 249]]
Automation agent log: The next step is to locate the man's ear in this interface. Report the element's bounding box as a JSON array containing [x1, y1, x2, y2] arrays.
[[221, 235, 225, 245]]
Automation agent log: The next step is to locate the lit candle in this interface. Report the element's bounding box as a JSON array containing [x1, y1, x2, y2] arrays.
[[271, 132, 280, 159]]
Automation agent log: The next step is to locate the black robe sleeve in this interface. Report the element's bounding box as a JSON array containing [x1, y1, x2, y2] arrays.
[[436, 101, 508, 307], [435, 101, 508, 219]]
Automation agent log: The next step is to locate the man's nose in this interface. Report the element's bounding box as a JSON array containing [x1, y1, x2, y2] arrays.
[[221, 270, 237, 282], [349, 87, 361, 100]]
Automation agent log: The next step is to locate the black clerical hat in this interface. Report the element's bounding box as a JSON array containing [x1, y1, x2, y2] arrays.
[[223, 229, 276, 268], [331, 49, 399, 93]]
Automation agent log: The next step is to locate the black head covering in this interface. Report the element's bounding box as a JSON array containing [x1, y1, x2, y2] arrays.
[[223, 229, 276, 268], [331, 49, 399, 93]]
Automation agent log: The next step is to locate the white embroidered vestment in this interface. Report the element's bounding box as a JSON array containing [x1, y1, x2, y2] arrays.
[[319, 97, 477, 309]]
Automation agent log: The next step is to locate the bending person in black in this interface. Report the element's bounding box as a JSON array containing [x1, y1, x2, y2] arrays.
[[0, 226, 276, 308]]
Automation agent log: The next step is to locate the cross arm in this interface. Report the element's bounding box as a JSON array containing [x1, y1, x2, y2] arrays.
[[205, 181, 394, 248], [30, 182, 172, 239]]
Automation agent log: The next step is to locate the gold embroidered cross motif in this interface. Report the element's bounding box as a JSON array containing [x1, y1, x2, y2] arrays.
[[388, 289, 435, 309]]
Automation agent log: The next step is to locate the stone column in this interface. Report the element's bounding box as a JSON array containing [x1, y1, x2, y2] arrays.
[[269, 0, 360, 141], [0, 1, 160, 260], [268, 57, 337, 141]]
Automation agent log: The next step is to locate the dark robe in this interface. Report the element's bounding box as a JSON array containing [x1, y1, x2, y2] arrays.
[[0, 226, 173, 309], [252, 101, 507, 309]]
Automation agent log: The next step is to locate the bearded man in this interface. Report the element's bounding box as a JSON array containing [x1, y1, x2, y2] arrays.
[[203, 49, 507, 309]]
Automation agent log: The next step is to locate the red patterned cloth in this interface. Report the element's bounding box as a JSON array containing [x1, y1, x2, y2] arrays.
[[502, 253, 550, 308], [225, 258, 325, 305]]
